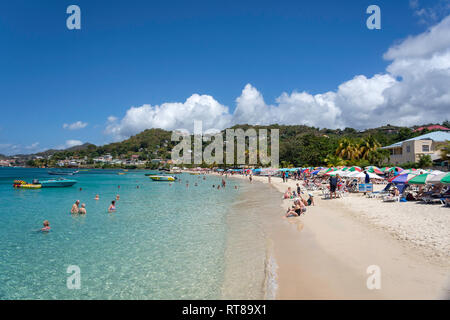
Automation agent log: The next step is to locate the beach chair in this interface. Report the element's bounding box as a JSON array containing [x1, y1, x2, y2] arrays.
[[382, 195, 400, 202], [371, 183, 392, 199], [322, 188, 330, 199]]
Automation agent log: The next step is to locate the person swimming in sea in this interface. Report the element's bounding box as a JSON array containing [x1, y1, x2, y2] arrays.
[[116, 194, 120, 201], [79, 203, 87, 214], [71, 200, 80, 214], [41, 220, 51, 232], [94, 194, 100, 200], [108, 200, 116, 212]]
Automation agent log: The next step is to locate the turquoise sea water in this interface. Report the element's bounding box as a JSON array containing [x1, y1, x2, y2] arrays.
[[0, 168, 242, 299]]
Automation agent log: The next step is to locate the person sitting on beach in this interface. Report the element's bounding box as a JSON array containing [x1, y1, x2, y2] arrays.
[[71, 200, 80, 214], [94, 194, 100, 200], [108, 200, 116, 212], [41, 220, 51, 232], [79, 204, 87, 214], [296, 183, 301, 196], [285, 199, 306, 217], [307, 193, 315, 206], [283, 190, 291, 199]]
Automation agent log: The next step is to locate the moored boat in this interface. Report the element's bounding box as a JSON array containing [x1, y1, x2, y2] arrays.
[[39, 178, 77, 188], [48, 170, 78, 176], [149, 175, 176, 181]]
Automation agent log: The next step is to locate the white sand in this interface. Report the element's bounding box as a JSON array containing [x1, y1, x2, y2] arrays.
[[220, 173, 450, 299]]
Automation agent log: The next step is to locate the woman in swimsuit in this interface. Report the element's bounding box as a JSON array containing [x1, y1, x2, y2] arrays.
[[108, 200, 116, 212]]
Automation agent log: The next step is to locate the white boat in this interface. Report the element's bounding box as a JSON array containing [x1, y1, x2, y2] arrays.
[[149, 175, 176, 182]]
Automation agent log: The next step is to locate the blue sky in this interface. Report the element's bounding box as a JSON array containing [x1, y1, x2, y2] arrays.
[[1, 0, 450, 155]]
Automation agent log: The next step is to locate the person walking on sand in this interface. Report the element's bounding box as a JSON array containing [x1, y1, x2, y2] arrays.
[[329, 175, 338, 199], [71, 200, 80, 214]]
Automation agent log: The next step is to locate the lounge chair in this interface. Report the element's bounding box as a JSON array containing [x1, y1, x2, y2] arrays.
[[383, 195, 400, 202]]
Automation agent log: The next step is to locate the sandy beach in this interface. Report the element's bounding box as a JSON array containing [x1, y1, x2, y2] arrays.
[[222, 173, 450, 300]]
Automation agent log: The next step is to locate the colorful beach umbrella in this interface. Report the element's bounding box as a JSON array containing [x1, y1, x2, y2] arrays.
[[407, 173, 431, 185], [366, 166, 383, 174], [387, 167, 403, 173], [348, 166, 362, 172], [389, 173, 416, 183], [427, 172, 450, 184]]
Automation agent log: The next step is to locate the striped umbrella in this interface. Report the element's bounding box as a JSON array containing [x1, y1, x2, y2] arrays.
[[407, 173, 431, 185], [389, 173, 416, 183], [387, 166, 404, 173], [366, 166, 383, 174], [427, 172, 450, 184], [348, 166, 362, 172]]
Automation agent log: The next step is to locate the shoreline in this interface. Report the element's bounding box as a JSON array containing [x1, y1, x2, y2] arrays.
[[220, 173, 450, 300]]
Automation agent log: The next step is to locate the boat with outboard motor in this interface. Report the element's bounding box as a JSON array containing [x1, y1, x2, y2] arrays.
[[13, 178, 77, 188], [149, 175, 176, 181]]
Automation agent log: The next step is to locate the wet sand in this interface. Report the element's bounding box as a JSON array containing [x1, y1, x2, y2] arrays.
[[224, 174, 450, 300]]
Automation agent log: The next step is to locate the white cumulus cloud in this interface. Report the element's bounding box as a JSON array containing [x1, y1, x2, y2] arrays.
[[63, 121, 88, 130], [104, 15, 450, 139], [56, 140, 83, 150], [105, 94, 232, 141]]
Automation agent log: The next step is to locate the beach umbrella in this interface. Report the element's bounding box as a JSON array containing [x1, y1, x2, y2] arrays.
[[407, 173, 431, 185], [426, 172, 450, 184], [387, 166, 403, 173], [347, 166, 362, 172], [399, 169, 417, 174], [389, 173, 416, 183], [366, 166, 383, 174], [367, 172, 383, 179]]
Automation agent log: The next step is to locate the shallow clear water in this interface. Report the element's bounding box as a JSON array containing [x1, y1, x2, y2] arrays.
[[0, 168, 241, 299]]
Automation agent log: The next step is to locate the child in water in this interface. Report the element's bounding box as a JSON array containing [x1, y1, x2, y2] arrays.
[[108, 200, 116, 212], [79, 203, 87, 214], [41, 220, 51, 232]]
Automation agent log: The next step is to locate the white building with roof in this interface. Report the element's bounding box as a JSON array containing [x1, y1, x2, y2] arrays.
[[381, 131, 450, 164]]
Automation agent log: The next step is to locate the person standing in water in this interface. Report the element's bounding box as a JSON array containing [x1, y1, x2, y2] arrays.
[[71, 200, 80, 214], [108, 200, 116, 212], [41, 220, 51, 232], [79, 204, 87, 214]]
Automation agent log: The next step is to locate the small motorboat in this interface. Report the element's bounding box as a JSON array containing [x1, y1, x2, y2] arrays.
[[149, 175, 176, 182], [48, 170, 78, 176], [39, 178, 77, 188]]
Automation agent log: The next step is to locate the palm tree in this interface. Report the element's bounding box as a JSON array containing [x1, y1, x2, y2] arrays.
[[336, 138, 360, 160], [358, 136, 382, 160], [438, 140, 450, 161], [324, 154, 346, 167]]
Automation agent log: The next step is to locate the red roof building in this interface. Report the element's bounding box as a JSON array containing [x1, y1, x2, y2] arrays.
[[414, 125, 450, 132]]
